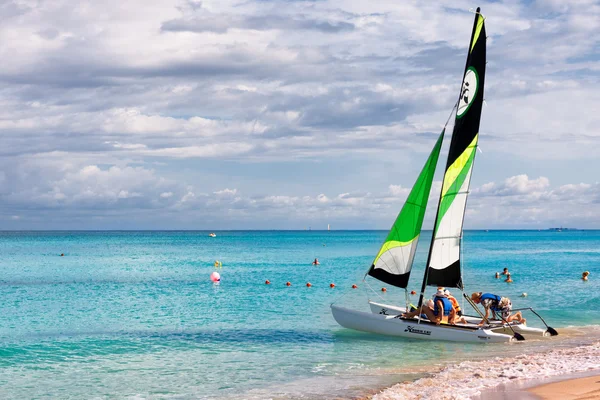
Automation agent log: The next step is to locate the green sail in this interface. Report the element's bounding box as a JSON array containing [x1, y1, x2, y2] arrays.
[[367, 131, 444, 288]]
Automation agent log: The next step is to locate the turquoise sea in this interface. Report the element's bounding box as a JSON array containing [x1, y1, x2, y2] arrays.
[[0, 230, 598, 399]]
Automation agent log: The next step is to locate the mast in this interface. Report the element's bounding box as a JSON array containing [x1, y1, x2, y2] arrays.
[[418, 7, 486, 306]]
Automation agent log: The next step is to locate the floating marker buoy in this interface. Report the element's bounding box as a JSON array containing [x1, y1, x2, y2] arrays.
[[210, 271, 221, 283], [330, 283, 335, 288], [306, 282, 312, 287], [381, 287, 387, 292], [352, 284, 358, 289], [286, 281, 291, 286], [265, 280, 271, 285], [410, 290, 416, 295]]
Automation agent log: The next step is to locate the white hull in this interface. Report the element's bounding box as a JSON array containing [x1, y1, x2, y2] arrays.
[[367, 301, 552, 337], [331, 303, 551, 343]]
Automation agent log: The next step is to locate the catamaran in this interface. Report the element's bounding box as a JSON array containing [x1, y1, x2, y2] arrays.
[[331, 8, 557, 343]]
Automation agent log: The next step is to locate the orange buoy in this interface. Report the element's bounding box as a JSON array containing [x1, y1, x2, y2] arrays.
[[352, 284, 358, 289], [265, 280, 271, 285], [381, 287, 387, 292], [306, 282, 312, 287], [286, 281, 291, 286], [329, 283, 335, 288], [410, 290, 416, 295]]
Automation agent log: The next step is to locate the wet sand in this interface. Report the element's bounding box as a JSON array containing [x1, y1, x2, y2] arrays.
[[473, 371, 600, 400], [529, 374, 600, 400]]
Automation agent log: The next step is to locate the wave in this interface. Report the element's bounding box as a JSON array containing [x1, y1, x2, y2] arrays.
[[373, 340, 600, 400]]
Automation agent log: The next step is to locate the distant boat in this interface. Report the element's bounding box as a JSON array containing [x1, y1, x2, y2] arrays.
[[331, 8, 557, 343], [209, 233, 217, 237]]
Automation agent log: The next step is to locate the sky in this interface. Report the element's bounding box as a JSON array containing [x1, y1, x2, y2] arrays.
[[1, 0, 599, 230]]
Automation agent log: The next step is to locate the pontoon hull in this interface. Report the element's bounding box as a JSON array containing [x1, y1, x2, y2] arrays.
[[367, 301, 552, 338], [331, 304, 516, 343]]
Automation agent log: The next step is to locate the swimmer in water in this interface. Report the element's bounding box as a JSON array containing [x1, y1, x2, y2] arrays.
[[582, 271, 589, 281], [312, 258, 320, 265], [505, 273, 513, 283], [495, 272, 500, 279]]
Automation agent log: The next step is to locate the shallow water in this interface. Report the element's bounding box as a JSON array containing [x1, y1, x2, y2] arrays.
[[0, 230, 598, 399]]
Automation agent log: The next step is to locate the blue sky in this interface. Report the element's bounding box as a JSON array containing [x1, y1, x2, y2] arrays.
[[1, 0, 599, 229]]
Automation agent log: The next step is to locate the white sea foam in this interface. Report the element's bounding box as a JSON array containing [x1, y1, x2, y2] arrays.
[[373, 341, 600, 400]]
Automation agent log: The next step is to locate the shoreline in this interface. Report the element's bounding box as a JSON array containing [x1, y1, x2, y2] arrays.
[[369, 332, 600, 400], [528, 374, 600, 400], [475, 370, 600, 400]]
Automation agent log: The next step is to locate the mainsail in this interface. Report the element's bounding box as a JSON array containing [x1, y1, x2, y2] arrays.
[[423, 9, 486, 290], [367, 131, 444, 288]]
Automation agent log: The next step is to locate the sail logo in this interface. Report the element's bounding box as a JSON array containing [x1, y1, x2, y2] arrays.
[[456, 67, 479, 118], [404, 326, 431, 336]]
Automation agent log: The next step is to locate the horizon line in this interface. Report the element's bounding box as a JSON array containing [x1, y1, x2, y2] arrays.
[[0, 228, 594, 232]]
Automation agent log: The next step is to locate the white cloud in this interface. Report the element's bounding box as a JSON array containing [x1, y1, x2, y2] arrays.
[[0, 1, 599, 228], [475, 175, 550, 196]]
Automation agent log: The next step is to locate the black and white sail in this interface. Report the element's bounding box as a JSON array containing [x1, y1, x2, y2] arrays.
[[423, 8, 487, 289]]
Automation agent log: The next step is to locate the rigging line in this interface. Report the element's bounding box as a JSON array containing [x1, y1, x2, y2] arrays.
[[330, 284, 354, 306], [444, 99, 460, 129], [364, 279, 386, 302]]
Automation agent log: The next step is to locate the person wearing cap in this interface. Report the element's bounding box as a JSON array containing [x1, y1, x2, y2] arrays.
[[402, 289, 456, 325], [582, 271, 590, 281], [471, 292, 526, 326]]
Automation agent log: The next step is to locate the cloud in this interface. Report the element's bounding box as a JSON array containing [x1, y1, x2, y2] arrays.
[[0, 0, 599, 228], [475, 175, 550, 197], [2, 161, 599, 229], [162, 14, 355, 34]]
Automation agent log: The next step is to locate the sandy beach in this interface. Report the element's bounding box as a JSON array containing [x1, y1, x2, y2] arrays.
[[529, 375, 600, 400], [474, 371, 600, 400], [372, 340, 600, 400]]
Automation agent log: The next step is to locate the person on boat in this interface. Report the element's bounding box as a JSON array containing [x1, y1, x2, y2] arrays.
[[444, 289, 467, 324], [471, 292, 526, 326], [501, 267, 509, 275], [312, 258, 320, 265], [444, 289, 463, 316], [582, 271, 589, 281], [402, 289, 456, 325], [504, 273, 513, 283]]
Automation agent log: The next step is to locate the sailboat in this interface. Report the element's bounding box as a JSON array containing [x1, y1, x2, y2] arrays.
[[331, 8, 557, 343]]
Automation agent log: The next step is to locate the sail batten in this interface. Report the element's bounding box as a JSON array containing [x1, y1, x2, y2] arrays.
[[367, 131, 444, 288], [422, 9, 486, 291]]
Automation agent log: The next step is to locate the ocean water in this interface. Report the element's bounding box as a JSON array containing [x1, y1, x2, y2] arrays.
[[0, 230, 598, 399]]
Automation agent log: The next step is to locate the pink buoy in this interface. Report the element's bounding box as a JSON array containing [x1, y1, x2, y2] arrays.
[[210, 271, 221, 282]]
